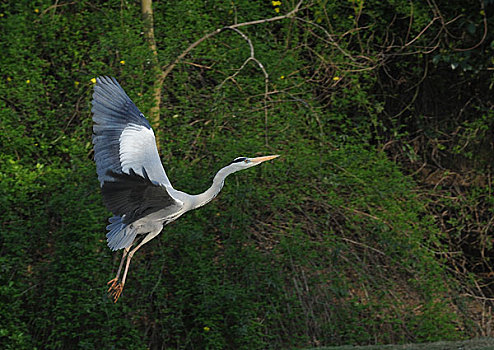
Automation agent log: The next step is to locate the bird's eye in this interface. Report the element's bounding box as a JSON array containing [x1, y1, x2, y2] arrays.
[[232, 157, 247, 163], [244, 159, 249, 163]]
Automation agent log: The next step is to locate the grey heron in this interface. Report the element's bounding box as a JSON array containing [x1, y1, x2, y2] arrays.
[[91, 76, 279, 302]]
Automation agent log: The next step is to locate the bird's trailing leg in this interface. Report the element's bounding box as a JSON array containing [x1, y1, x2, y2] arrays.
[[120, 230, 159, 286], [107, 247, 129, 302], [108, 229, 162, 303]]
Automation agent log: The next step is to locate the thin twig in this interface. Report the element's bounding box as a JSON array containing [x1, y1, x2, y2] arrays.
[[454, 0, 488, 52], [217, 27, 271, 145], [340, 237, 386, 255], [161, 1, 304, 81]]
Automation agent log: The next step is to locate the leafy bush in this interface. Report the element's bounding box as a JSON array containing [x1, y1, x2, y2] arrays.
[[1, 0, 491, 348]]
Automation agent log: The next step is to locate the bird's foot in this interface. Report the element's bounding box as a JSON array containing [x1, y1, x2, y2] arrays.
[[107, 278, 124, 303], [107, 277, 118, 290]]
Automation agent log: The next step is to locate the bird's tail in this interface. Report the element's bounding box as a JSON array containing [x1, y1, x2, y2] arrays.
[[106, 216, 137, 251]]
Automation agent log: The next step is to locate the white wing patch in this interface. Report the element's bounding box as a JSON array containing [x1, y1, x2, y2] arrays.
[[119, 123, 171, 187]]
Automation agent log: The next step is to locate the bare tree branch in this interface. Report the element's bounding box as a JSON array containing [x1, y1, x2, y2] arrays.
[[161, 1, 304, 80], [217, 27, 271, 145]]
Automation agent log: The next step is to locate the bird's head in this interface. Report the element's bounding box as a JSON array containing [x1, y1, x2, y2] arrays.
[[228, 155, 280, 171]]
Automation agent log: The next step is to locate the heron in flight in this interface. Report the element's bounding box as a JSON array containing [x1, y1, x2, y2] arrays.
[[91, 76, 279, 302]]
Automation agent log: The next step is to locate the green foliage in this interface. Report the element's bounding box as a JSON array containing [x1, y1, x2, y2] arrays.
[[1, 0, 491, 349]]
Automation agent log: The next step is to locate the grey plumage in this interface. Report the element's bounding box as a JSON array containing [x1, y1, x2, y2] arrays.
[[92, 76, 178, 251], [91, 76, 279, 302], [92, 76, 170, 186], [101, 168, 177, 224], [92, 76, 150, 183]]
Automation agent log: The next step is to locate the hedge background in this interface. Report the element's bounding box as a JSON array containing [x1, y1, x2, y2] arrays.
[[1, 0, 493, 349]]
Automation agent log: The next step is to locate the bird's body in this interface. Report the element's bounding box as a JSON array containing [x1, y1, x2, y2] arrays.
[[91, 76, 278, 302]]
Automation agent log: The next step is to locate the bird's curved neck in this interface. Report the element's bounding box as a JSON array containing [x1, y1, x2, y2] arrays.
[[190, 166, 234, 209]]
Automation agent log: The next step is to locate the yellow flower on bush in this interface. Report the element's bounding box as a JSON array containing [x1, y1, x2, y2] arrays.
[[120, 60, 125, 65], [91, 78, 97, 84], [74, 81, 80, 86], [34, 8, 39, 13], [272, 0, 281, 12], [203, 326, 210, 332], [26, 79, 30, 84], [333, 76, 340, 81]]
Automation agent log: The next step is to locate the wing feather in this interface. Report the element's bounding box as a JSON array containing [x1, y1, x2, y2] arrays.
[[91, 76, 172, 187], [101, 169, 181, 225]]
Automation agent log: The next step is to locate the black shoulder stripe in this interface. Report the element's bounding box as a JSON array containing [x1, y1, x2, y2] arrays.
[[101, 169, 177, 224]]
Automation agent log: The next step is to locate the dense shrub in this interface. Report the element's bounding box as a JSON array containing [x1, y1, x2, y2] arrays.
[[1, 0, 492, 348]]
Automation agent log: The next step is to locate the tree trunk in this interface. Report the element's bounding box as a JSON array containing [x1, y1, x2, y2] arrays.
[[141, 0, 163, 134]]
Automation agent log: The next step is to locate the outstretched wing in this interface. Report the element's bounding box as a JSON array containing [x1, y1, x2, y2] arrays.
[[91, 76, 172, 187]]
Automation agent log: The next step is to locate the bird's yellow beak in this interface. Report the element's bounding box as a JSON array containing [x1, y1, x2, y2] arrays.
[[250, 155, 280, 163]]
